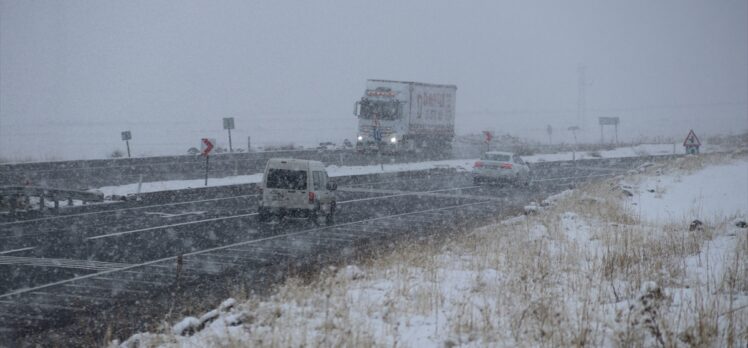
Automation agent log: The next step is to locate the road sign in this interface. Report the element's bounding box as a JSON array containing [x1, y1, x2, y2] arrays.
[[683, 129, 701, 146], [201, 138, 215, 156], [223, 117, 235, 130], [683, 129, 701, 154], [598, 117, 620, 144], [598, 117, 619, 125], [223, 118, 235, 152], [483, 131, 493, 143], [121, 131, 132, 158]]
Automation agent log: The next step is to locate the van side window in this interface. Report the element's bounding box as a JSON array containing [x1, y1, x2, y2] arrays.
[[321, 171, 329, 188], [313, 171, 323, 190]]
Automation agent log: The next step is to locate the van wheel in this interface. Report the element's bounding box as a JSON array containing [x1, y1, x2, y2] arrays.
[[309, 205, 321, 226], [325, 202, 336, 225]]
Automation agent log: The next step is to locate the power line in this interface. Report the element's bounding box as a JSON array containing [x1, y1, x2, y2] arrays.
[[460, 101, 747, 116], [577, 65, 587, 128]]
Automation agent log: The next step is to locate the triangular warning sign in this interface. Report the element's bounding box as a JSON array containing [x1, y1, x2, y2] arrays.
[[683, 129, 701, 146]]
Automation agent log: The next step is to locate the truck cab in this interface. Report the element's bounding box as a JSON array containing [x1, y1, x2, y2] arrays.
[[353, 79, 457, 154], [258, 158, 337, 224], [354, 86, 406, 153]]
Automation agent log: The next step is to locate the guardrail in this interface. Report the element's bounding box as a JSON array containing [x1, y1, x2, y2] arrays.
[[0, 186, 104, 214], [0, 148, 457, 189], [0, 153, 683, 219], [111, 154, 680, 208]]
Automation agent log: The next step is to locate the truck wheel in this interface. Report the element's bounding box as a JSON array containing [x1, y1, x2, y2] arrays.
[[473, 177, 481, 186]]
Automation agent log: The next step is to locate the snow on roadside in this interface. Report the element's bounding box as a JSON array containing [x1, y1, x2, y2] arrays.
[[113, 155, 748, 347], [97, 144, 690, 197], [523, 143, 681, 163], [624, 159, 748, 224], [97, 173, 264, 197]]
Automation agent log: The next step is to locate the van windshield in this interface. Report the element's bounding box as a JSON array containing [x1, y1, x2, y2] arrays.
[[266, 169, 307, 190]]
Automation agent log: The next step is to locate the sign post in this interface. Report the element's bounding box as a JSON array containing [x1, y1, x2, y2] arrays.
[[201, 138, 215, 186], [483, 131, 493, 152], [568, 126, 580, 161], [121, 131, 132, 158], [223, 117, 235, 153]]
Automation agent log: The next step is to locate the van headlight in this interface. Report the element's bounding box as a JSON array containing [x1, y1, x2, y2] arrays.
[[390, 137, 397, 143], [357, 135, 363, 141]]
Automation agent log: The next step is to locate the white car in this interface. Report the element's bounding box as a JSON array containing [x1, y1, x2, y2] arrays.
[[258, 158, 337, 224], [472, 151, 530, 185]]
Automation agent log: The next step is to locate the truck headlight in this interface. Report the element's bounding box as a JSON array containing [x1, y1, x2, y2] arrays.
[[357, 135, 363, 141], [390, 137, 397, 143]]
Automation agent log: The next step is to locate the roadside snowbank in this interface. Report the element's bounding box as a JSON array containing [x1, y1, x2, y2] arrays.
[[524, 143, 678, 162], [624, 159, 748, 223], [113, 155, 747, 347]]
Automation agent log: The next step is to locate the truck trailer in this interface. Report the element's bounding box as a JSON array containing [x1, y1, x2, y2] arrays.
[[353, 79, 457, 153]]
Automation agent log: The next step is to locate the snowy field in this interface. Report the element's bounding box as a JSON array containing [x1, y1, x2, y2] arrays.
[[97, 144, 687, 197], [113, 153, 747, 347]]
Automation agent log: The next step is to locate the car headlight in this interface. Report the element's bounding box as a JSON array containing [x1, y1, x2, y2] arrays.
[[390, 137, 397, 143], [357, 135, 363, 141]]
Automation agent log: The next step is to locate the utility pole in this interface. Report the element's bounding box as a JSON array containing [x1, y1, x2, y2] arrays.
[[615, 123, 619, 144], [223, 118, 235, 153], [577, 65, 587, 132], [568, 126, 580, 161]]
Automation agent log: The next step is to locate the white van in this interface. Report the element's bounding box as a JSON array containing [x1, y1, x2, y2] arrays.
[[258, 158, 337, 224]]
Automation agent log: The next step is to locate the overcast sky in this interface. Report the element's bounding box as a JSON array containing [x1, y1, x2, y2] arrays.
[[1, 0, 746, 160]]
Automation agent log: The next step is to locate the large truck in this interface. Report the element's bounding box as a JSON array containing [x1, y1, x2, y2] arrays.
[[353, 79, 457, 153]]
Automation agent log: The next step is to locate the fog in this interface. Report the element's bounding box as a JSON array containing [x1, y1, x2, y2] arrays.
[[1, 0, 746, 160]]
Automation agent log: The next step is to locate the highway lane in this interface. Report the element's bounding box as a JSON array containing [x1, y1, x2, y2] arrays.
[[0, 190, 391, 251], [0, 157, 661, 345], [0, 178, 486, 294], [0, 169, 470, 225], [0, 168, 590, 296], [0, 171, 477, 244]]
